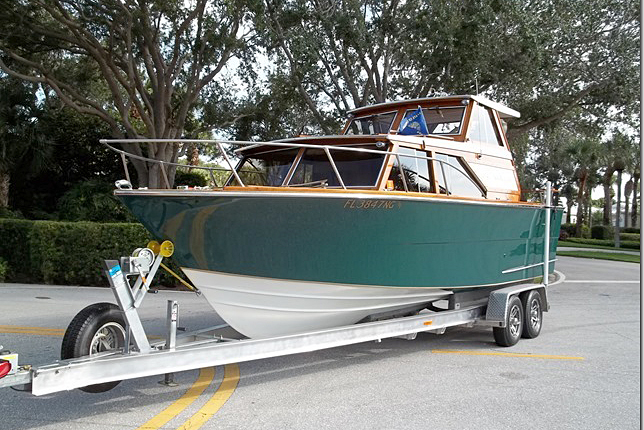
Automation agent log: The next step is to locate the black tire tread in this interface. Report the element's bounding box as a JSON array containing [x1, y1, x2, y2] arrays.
[[61, 302, 125, 393], [61, 302, 118, 360], [493, 295, 523, 347], [521, 290, 543, 339]]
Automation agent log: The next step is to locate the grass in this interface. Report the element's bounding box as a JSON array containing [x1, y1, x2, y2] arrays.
[[558, 240, 640, 252], [557, 250, 641, 263]]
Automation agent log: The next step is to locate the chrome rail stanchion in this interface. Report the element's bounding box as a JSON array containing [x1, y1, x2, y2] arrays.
[[543, 181, 552, 287]]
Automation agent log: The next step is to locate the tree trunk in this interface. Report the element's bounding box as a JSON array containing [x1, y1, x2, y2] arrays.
[[624, 178, 633, 228], [574, 172, 587, 237], [631, 175, 639, 228], [566, 201, 573, 224], [0, 170, 9, 208], [602, 168, 614, 225]]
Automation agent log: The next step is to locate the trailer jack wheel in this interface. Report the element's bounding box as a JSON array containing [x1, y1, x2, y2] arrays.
[[61, 303, 126, 393], [493, 295, 523, 347]]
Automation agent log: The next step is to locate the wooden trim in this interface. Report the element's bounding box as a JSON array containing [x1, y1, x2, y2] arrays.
[[220, 185, 541, 206]]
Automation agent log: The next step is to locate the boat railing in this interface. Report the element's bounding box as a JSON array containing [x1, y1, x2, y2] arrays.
[[100, 138, 486, 196]]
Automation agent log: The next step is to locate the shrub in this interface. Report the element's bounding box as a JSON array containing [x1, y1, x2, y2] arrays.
[[0, 218, 34, 280], [560, 223, 576, 237], [0, 258, 7, 282], [174, 170, 208, 187], [591, 225, 614, 240], [559, 230, 569, 240], [0, 218, 189, 287], [57, 179, 136, 223], [29, 221, 151, 285], [623, 227, 640, 234], [620, 233, 640, 242], [0, 207, 23, 219], [581, 225, 590, 239], [564, 237, 640, 250]]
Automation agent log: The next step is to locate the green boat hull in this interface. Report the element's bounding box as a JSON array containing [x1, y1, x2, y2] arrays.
[[117, 191, 562, 289]]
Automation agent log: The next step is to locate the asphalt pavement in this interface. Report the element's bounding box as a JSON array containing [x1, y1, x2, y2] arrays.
[[0, 256, 640, 430]]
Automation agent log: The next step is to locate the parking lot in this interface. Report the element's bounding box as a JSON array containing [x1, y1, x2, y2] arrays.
[[0, 256, 640, 430]]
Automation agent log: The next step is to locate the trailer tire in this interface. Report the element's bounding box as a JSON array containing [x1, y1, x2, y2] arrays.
[[61, 302, 126, 393], [493, 295, 523, 347], [521, 290, 542, 339]]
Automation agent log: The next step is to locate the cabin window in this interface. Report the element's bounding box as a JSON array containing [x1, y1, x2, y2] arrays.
[[468, 104, 503, 146], [389, 147, 433, 192], [469, 163, 519, 191], [346, 112, 397, 135], [230, 148, 299, 186], [289, 145, 386, 187], [401, 107, 465, 135], [435, 154, 485, 198]]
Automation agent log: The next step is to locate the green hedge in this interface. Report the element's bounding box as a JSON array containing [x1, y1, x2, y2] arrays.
[[591, 225, 614, 240], [0, 218, 188, 287], [564, 237, 640, 250], [623, 227, 640, 234], [0, 258, 7, 282], [0, 219, 34, 280], [620, 233, 640, 242]]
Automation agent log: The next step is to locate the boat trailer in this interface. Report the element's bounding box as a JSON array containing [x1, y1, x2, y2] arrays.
[[0, 186, 556, 396]]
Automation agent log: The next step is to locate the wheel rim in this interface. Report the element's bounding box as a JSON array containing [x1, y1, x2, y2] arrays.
[[90, 322, 125, 356], [529, 298, 541, 331], [509, 305, 521, 337]]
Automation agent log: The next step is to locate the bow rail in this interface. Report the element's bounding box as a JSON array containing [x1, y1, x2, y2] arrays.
[[101, 138, 486, 196]]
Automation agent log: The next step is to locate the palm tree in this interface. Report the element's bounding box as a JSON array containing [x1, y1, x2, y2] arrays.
[[566, 135, 602, 237]]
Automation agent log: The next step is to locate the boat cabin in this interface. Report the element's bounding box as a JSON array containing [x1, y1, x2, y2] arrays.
[[229, 95, 522, 202]]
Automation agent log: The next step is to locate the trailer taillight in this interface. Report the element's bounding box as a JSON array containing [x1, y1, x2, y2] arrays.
[[0, 360, 11, 378]]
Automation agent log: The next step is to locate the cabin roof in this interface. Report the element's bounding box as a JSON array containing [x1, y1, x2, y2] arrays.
[[347, 95, 521, 119]]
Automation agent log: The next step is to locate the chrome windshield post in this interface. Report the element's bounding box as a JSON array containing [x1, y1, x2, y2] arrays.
[[437, 159, 450, 194], [394, 153, 409, 192], [159, 162, 171, 189], [120, 152, 131, 184], [217, 141, 245, 187], [323, 146, 347, 189]]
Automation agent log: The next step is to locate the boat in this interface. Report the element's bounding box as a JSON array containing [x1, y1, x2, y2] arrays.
[[107, 94, 563, 339]]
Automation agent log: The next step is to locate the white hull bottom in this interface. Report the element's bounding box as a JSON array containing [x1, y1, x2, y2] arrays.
[[182, 268, 452, 338]]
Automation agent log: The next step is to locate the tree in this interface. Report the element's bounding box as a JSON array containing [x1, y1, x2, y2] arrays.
[[8, 104, 122, 218], [257, 0, 639, 142], [559, 183, 577, 224], [599, 132, 634, 226], [564, 133, 602, 236], [0, 0, 254, 187], [0, 76, 51, 208]]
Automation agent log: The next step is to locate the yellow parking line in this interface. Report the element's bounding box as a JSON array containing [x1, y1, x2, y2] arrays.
[[136, 367, 216, 430], [432, 349, 584, 360], [175, 364, 240, 430], [0, 325, 162, 340], [0, 325, 64, 332], [0, 326, 65, 336]]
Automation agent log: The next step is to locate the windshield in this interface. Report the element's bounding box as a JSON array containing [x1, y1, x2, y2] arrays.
[[402, 106, 465, 135], [289, 145, 387, 188], [230, 148, 299, 186], [345, 112, 396, 135]]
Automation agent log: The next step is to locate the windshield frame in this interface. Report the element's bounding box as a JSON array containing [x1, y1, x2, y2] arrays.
[[287, 143, 389, 189], [344, 111, 398, 136]]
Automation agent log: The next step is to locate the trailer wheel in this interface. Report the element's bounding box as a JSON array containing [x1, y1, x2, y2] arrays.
[[521, 290, 542, 339], [493, 295, 523, 347], [61, 302, 126, 393]]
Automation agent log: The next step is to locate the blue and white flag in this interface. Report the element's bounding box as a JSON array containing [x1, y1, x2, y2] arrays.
[[398, 107, 429, 135]]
